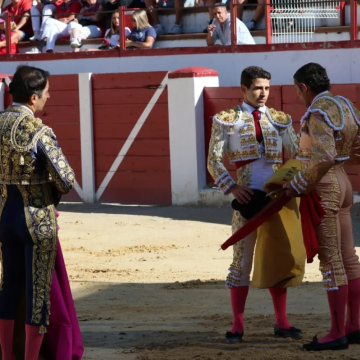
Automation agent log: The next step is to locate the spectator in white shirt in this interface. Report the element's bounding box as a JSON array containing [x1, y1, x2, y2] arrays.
[[206, 3, 255, 46]]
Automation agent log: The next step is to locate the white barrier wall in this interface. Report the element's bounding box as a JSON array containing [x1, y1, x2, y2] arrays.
[[1, 66, 359, 205], [168, 67, 219, 205]]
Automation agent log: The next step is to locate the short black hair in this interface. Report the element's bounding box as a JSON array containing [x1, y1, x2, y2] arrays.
[[213, 2, 227, 9], [241, 66, 271, 88], [9, 65, 50, 103], [293, 63, 330, 94]]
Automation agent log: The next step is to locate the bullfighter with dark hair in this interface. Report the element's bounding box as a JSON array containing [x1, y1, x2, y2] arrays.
[[285, 62, 360, 351], [207, 66, 306, 343], [0, 65, 75, 360]]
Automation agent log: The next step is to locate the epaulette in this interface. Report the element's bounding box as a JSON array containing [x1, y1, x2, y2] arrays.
[[304, 95, 345, 131], [10, 114, 49, 152], [336, 95, 360, 130], [267, 108, 292, 128], [213, 106, 240, 126]]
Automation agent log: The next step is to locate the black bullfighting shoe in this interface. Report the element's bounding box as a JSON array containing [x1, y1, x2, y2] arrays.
[[347, 329, 360, 344], [303, 335, 348, 351], [225, 331, 243, 344], [274, 325, 302, 339]]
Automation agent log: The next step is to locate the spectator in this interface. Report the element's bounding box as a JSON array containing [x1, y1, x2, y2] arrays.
[[126, 9, 155, 48], [0, 18, 19, 54], [69, 0, 103, 48], [206, 2, 255, 46], [29, 0, 61, 41], [143, 0, 184, 35], [102, 9, 120, 49], [97, 0, 118, 30], [204, 0, 243, 32], [26, 0, 81, 53], [2, 0, 33, 41], [87, 10, 131, 51]]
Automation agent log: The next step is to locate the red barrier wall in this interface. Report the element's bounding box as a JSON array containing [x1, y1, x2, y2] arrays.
[[92, 72, 171, 205], [204, 84, 360, 192], [2, 74, 82, 201]]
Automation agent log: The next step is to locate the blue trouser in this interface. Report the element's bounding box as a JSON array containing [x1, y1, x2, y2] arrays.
[[0, 185, 48, 325]]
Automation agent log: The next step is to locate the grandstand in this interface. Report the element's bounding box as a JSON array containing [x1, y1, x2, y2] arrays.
[[0, 0, 359, 53]]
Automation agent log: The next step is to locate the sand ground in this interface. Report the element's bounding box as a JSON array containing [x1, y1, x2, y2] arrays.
[[55, 202, 360, 360]]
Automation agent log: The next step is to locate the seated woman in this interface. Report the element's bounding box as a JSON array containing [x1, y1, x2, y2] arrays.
[[26, 0, 82, 54], [86, 10, 130, 52], [126, 9, 156, 49], [68, 0, 103, 49], [0, 19, 20, 55], [29, 0, 60, 41]]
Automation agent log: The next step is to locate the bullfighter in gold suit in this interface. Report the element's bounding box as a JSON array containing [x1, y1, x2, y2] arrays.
[[207, 66, 306, 343], [285, 63, 360, 351], [0, 65, 75, 360]]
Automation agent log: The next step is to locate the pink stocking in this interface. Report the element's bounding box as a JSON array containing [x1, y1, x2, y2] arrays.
[[269, 288, 291, 329], [318, 285, 347, 343], [25, 325, 45, 360], [230, 286, 249, 333], [346, 278, 360, 334], [0, 319, 15, 360]]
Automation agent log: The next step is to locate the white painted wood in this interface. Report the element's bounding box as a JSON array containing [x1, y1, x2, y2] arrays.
[[78, 73, 95, 203], [168, 75, 219, 205], [0, 83, 5, 111]]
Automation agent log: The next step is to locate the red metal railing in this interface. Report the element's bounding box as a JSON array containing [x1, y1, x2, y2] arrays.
[[0, 0, 357, 57]]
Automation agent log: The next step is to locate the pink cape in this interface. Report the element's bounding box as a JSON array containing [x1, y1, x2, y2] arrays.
[[41, 240, 84, 360]]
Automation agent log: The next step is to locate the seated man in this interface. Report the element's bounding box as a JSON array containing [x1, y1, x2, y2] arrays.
[[25, 0, 81, 53], [204, 0, 243, 32], [206, 2, 255, 46], [29, 0, 60, 41], [68, 0, 103, 49], [2, 0, 33, 41], [143, 0, 185, 35]]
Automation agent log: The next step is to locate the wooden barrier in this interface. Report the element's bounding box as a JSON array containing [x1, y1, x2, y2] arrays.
[[92, 72, 171, 204]]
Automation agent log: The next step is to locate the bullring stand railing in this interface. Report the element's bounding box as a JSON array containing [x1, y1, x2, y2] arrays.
[[0, 0, 359, 57]]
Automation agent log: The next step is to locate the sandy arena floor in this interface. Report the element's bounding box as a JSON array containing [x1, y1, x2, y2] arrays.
[[55, 202, 360, 360]]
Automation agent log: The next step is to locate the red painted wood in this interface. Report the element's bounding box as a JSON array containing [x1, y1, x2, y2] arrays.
[[96, 171, 171, 204], [96, 155, 170, 172], [93, 88, 167, 105], [100, 187, 171, 205], [96, 171, 171, 189], [50, 124, 81, 140], [351, 0, 358, 42], [92, 72, 168, 89], [265, 0, 272, 44], [4, 40, 360, 63], [45, 90, 79, 106], [62, 189, 83, 202], [168, 67, 218, 79], [95, 139, 169, 157], [49, 75, 79, 91], [282, 84, 358, 104], [95, 122, 169, 140], [93, 104, 168, 124], [230, 1, 237, 52], [92, 72, 171, 204]]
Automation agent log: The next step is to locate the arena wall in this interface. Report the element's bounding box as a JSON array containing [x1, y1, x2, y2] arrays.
[[1, 68, 360, 205]]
